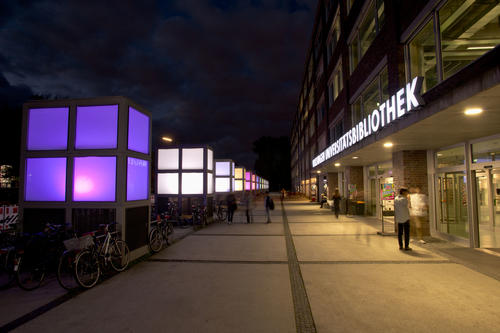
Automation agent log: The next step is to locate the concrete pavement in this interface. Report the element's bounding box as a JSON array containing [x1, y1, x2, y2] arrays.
[[6, 197, 500, 332]]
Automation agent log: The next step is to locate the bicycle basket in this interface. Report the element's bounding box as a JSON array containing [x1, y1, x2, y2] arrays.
[[63, 237, 80, 251], [78, 234, 94, 249]]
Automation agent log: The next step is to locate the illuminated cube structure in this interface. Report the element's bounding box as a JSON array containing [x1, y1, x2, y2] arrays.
[[234, 167, 245, 193], [19, 97, 152, 258], [214, 159, 235, 200], [156, 145, 214, 216]]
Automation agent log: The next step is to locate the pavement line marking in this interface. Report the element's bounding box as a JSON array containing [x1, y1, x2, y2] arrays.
[[282, 203, 317, 333], [298, 260, 451, 264], [147, 258, 287, 264]]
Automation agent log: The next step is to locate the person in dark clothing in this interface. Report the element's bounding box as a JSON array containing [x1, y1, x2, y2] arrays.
[[319, 192, 327, 208], [332, 189, 341, 219], [265, 192, 273, 223], [226, 193, 237, 224]]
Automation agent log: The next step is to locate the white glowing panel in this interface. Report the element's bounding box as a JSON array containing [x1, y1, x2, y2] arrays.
[[182, 173, 203, 194], [182, 148, 204, 170], [216, 178, 230, 192], [232, 178, 235, 192], [231, 163, 235, 177], [158, 149, 179, 170], [207, 173, 213, 194], [235, 180, 243, 191], [215, 162, 230, 176], [158, 173, 178, 194], [207, 149, 213, 171]]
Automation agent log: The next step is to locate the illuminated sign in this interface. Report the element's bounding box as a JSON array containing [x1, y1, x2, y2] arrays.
[[312, 77, 424, 168]]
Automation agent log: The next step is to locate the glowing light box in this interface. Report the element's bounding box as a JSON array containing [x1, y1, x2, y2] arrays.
[[128, 107, 150, 154], [216, 178, 230, 192], [158, 173, 178, 194], [215, 162, 230, 176], [235, 180, 243, 191], [235, 168, 243, 179], [207, 149, 213, 171], [182, 148, 204, 170], [245, 172, 251, 181], [245, 181, 251, 191], [27, 107, 69, 150], [158, 148, 179, 170], [73, 156, 116, 202], [127, 157, 148, 201], [25, 157, 67, 201], [75, 105, 118, 149], [182, 173, 203, 195], [207, 173, 213, 194]]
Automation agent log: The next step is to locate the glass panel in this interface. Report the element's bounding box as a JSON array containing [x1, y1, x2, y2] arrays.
[[158, 149, 179, 170], [437, 171, 469, 238], [380, 67, 389, 101], [235, 168, 244, 179], [27, 108, 69, 150], [182, 148, 204, 170], [359, 1, 376, 58], [128, 107, 150, 154], [476, 169, 500, 247], [182, 173, 204, 195], [361, 77, 379, 118], [207, 149, 213, 171], [215, 162, 230, 176], [439, 0, 500, 80], [235, 180, 243, 191], [207, 173, 213, 194], [378, 161, 393, 176], [25, 158, 67, 201], [436, 146, 465, 168], [349, 35, 359, 73], [476, 170, 490, 225], [74, 157, 116, 202], [75, 105, 118, 149], [472, 137, 500, 163], [351, 98, 362, 126], [409, 19, 438, 93], [216, 178, 230, 193], [245, 181, 251, 190], [157, 173, 178, 194], [376, 0, 385, 30], [127, 157, 148, 201]]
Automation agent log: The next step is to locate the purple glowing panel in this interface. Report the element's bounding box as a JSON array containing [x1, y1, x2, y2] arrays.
[[245, 181, 251, 191], [127, 157, 149, 201], [25, 158, 67, 201], [75, 105, 118, 149], [73, 157, 116, 202], [245, 172, 251, 181], [27, 108, 69, 150], [128, 107, 150, 154]]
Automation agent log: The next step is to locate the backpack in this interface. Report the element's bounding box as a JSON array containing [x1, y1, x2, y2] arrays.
[[269, 198, 275, 210]]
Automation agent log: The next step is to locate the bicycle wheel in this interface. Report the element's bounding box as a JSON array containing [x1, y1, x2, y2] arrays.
[[220, 209, 227, 221], [166, 222, 174, 236], [0, 250, 15, 289], [148, 228, 163, 253], [16, 255, 45, 291], [74, 250, 100, 289], [109, 240, 130, 272], [57, 250, 78, 290]]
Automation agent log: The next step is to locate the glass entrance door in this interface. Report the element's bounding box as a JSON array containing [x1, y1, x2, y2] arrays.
[[475, 169, 500, 248], [437, 172, 469, 238]]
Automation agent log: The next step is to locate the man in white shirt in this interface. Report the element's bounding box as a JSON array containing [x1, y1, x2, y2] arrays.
[[394, 188, 411, 251]]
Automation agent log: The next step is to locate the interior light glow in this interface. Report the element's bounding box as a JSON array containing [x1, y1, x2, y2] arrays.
[[464, 108, 483, 115], [383, 142, 393, 148], [73, 156, 116, 202], [466, 46, 494, 50], [352, 156, 359, 159], [316, 170, 321, 174], [334, 163, 341, 167]]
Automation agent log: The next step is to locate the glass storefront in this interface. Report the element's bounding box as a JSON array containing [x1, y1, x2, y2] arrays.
[[475, 169, 500, 248], [436, 171, 469, 238]]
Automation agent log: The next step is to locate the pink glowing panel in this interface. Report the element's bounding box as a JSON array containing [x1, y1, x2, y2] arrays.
[[245, 172, 251, 181], [25, 158, 67, 201], [27, 108, 69, 150], [252, 174, 256, 182], [128, 107, 150, 154], [73, 156, 116, 201], [127, 157, 149, 201], [75, 105, 118, 149], [245, 181, 251, 190]]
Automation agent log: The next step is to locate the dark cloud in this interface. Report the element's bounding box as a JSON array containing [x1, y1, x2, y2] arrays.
[[0, 0, 315, 168]]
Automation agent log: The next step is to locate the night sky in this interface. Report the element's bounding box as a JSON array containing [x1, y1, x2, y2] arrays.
[[0, 0, 315, 168]]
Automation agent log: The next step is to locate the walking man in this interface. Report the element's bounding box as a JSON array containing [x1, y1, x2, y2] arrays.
[[265, 191, 274, 223], [395, 188, 412, 251], [226, 193, 237, 224], [332, 189, 341, 219]]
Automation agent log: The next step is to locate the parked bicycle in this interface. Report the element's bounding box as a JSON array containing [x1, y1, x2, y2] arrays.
[[148, 213, 174, 253], [214, 201, 227, 223], [57, 233, 94, 290], [74, 223, 130, 289], [192, 205, 207, 227], [0, 231, 25, 289]]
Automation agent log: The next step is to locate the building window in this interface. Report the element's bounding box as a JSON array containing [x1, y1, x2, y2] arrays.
[[408, 19, 438, 93], [317, 99, 325, 126], [316, 58, 324, 82], [436, 146, 465, 168], [329, 119, 344, 144], [327, 9, 341, 65], [328, 61, 343, 107], [406, 0, 499, 92], [349, 0, 385, 73], [309, 115, 315, 139], [472, 137, 500, 163], [350, 66, 388, 126]]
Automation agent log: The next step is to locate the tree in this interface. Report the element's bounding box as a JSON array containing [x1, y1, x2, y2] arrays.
[[253, 136, 291, 191]]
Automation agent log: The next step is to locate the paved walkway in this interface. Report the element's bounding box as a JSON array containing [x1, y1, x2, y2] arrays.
[[5, 198, 500, 332]]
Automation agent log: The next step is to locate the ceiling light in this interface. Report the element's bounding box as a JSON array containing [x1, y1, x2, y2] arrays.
[[162, 136, 173, 142], [383, 142, 393, 148], [334, 163, 341, 167], [352, 156, 359, 159], [316, 170, 321, 174], [437, 153, 443, 157], [464, 108, 483, 115], [466, 46, 494, 50]]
